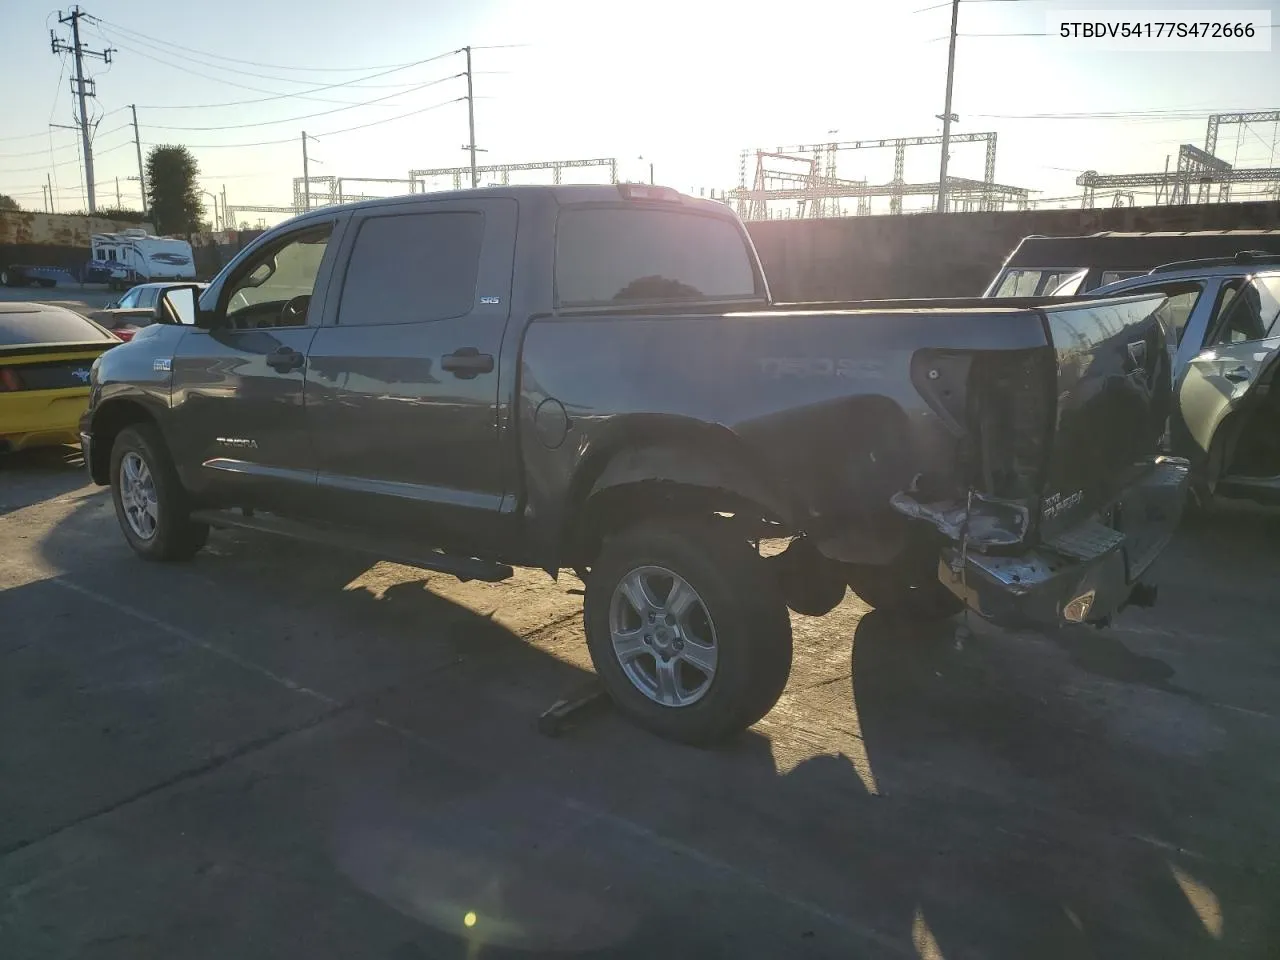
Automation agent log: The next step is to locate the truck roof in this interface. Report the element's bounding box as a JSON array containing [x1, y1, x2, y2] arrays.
[[285, 183, 735, 225]]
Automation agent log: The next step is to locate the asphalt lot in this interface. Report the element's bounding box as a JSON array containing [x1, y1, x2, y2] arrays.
[[1, 440, 1278, 960]]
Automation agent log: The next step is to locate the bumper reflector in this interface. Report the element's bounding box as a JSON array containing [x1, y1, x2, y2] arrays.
[[1062, 590, 1096, 624]]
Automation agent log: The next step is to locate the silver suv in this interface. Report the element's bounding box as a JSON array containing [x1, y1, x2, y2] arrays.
[[1086, 252, 1280, 508]]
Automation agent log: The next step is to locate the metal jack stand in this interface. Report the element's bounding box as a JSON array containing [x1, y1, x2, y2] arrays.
[[536, 679, 610, 737]]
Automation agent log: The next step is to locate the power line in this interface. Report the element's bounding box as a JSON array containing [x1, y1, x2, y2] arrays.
[[140, 73, 464, 132], [0, 123, 130, 160], [104, 36, 440, 106], [141, 95, 466, 150], [93, 15, 439, 74], [95, 24, 451, 92], [96, 26, 463, 106], [0, 138, 133, 175], [914, 0, 1038, 12]]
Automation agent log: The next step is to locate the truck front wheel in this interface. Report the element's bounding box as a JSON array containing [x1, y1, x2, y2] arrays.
[[584, 518, 793, 746], [110, 424, 208, 561]]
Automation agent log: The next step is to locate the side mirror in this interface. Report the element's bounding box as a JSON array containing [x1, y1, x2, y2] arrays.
[[154, 285, 203, 327]]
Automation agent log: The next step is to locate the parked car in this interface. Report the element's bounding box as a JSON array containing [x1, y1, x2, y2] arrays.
[[983, 230, 1280, 298], [91, 282, 207, 341], [79, 184, 1187, 745], [1085, 251, 1280, 508], [0, 302, 120, 454]]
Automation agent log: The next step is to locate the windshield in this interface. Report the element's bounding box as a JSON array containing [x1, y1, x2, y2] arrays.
[[993, 268, 1087, 297], [555, 207, 759, 307]]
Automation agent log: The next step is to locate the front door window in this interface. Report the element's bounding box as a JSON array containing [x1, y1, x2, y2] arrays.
[[223, 224, 333, 329]]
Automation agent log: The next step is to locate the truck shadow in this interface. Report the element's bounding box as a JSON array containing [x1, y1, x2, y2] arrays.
[[0, 445, 88, 516], [14, 492, 1279, 958], [822, 608, 1276, 958]]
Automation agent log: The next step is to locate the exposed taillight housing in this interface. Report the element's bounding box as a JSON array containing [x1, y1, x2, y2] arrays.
[[968, 349, 1056, 504], [0, 367, 22, 391]]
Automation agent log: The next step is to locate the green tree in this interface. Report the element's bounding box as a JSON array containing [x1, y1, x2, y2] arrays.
[[94, 206, 149, 224], [0, 194, 19, 212], [145, 144, 203, 235]]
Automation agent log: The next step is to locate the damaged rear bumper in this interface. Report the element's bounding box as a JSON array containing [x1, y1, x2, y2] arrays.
[[933, 457, 1189, 629]]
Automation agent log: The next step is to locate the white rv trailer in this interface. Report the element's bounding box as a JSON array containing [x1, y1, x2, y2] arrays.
[[89, 228, 196, 288]]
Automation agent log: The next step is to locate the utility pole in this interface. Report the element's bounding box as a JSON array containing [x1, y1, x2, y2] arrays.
[[222, 184, 228, 229], [464, 46, 478, 188], [51, 6, 114, 214], [301, 131, 311, 213], [115, 176, 120, 207], [47, 173, 55, 213], [935, 0, 960, 213], [130, 104, 147, 214]]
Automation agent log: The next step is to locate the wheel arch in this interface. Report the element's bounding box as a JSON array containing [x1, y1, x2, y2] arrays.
[[561, 417, 794, 567], [87, 397, 162, 485]]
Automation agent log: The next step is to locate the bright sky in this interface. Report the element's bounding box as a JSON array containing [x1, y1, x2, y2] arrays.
[[2, 0, 1278, 226]]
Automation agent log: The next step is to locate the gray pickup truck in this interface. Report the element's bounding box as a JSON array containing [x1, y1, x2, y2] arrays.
[[79, 184, 1187, 744]]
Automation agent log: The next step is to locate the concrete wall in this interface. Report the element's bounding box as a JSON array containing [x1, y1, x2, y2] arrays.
[[745, 200, 1280, 302], [0, 211, 157, 276]]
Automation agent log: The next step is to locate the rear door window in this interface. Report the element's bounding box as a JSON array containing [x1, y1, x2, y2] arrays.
[[555, 207, 758, 306], [338, 211, 483, 325], [1207, 277, 1280, 346], [115, 288, 140, 309], [136, 287, 160, 309]]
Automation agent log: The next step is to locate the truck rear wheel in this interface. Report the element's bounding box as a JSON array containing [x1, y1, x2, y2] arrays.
[[584, 518, 793, 746], [110, 424, 208, 562]]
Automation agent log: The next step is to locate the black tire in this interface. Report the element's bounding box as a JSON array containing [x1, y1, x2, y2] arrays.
[[847, 562, 963, 620], [0, 270, 11, 287], [39, 278, 56, 288], [110, 423, 208, 561], [584, 518, 793, 746], [770, 537, 848, 617]]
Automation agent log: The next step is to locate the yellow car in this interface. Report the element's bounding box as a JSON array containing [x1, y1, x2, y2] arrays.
[[1, 301, 121, 454]]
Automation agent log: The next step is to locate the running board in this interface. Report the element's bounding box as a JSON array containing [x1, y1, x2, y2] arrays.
[[189, 509, 514, 582]]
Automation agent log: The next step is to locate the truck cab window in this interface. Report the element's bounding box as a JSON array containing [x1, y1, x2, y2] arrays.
[[555, 207, 757, 307], [116, 288, 140, 309], [338, 212, 483, 325], [224, 225, 332, 329], [136, 287, 160, 309]]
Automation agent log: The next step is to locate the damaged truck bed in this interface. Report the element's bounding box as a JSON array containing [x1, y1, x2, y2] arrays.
[[81, 184, 1187, 745]]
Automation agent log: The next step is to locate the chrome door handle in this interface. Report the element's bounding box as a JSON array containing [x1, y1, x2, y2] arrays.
[[1224, 365, 1251, 383]]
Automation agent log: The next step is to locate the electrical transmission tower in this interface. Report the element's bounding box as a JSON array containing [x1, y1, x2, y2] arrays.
[[50, 6, 114, 214]]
